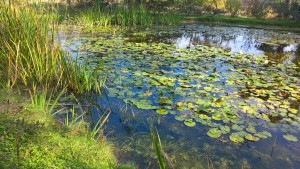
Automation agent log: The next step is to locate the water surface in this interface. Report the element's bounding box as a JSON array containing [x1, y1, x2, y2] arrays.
[[58, 24, 300, 168]]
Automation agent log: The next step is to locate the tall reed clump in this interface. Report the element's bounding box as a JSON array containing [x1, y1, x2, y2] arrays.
[[0, 1, 103, 94], [75, 2, 182, 27], [0, 1, 62, 88]]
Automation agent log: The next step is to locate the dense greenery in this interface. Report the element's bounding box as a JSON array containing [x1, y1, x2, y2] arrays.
[[190, 15, 300, 28], [84, 0, 300, 20], [0, 0, 299, 168], [0, 1, 116, 168], [0, 90, 118, 168], [0, 1, 103, 93]]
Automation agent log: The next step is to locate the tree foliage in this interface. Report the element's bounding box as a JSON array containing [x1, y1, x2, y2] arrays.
[[225, 0, 241, 16]]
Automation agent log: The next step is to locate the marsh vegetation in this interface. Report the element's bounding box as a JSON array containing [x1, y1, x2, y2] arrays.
[[0, 0, 300, 168]]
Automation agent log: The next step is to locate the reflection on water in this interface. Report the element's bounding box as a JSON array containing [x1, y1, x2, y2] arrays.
[[175, 26, 300, 64]]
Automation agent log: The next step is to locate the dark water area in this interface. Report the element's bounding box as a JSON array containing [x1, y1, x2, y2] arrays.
[[58, 24, 300, 168], [84, 94, 300, 169]]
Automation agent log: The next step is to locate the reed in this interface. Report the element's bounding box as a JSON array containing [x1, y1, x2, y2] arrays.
[[74, 3, 182, 27], [0, 1, 104, 94], [0, 1, 61, 88]]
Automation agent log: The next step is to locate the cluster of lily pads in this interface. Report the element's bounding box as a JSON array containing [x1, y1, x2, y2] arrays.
[[61, 29, 300, 143]]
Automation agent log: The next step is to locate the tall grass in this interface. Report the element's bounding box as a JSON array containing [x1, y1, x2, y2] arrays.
[[0, 1, 103, 94], [61, 57, 105, 94], [0, 1, 61, 88], [75, 2, 182, 27]]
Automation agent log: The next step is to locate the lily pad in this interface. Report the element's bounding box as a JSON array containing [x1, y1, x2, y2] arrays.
[[229, 132, 244, 143], [184, 119, 196, 127], [207, 128, 222, 138], [283, 134, 298, 142], [245, 134, 260, 142], [232, 124, 243, 131], [254, 131, 272, 139], [220, 126, 230, 134], [156, 109, 168, 115]]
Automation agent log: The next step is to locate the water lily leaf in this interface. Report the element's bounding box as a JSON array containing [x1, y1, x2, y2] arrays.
[[204, 86, 212, 91], [229, 133, 244, 143], [207, 128, 222, 138], [184, 119, 196, 127], [156, 109, 168, 115], [220, 126, 230, 134], [245, 134, 259, 142], [197, 114, 209, 120], [246, 125, 256, 133], [212, 113, 222, 120], [254, 131, 272, 139], [241, 106, 256, 114], [176, 102, 183, 107], [283, 134, 298, 142], [288, 108, 298, 114], [175, 115, 187, 121], [232, 124, 243, 131]]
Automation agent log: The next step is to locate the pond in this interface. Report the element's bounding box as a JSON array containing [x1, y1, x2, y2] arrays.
[[58, 24, 300, 168]]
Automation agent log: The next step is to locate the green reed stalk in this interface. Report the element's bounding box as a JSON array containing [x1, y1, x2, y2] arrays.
[[0, 1, 104, 94]]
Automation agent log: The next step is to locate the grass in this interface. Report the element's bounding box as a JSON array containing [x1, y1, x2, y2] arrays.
[[0, 1, 121, 168], [185, 14, 300, 29], [0, 1, 103, 94], [57, 2, 183, 27], [0, 90, 121, 168]]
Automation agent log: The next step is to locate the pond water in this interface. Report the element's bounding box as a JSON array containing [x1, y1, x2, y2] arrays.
[[58, 24, 300, 168]]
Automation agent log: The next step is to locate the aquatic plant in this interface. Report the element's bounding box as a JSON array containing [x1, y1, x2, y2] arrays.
[[63, 32, 300, 144], [74, 2, 182, 27], [0, 1, 104, 94]]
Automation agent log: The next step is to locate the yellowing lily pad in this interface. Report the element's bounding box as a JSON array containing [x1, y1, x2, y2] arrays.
[[212, 113, 222, 120], [204, 86, 212, 91], [245, 134, 259, 142], [229, 133, 244, 143], [156, 109, 168, 115], [283, 134, 298, 142]]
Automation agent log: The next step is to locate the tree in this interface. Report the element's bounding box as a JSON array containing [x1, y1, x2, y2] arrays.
[[225, 0, 241, 16]]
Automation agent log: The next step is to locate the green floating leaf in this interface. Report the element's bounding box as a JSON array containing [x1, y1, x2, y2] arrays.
[[175, 115, 187, 121], [283, 134, 298, 142], [254, 131, 272, 139], [204, 86, 212, 91], [156, 109, 168, 115], [229, 132, 244, 143], [212, 113, 222, 120], [246, 125, 256, 134], [245, 134, 260, 142], [199, 114, 211, 120], [220, 126, 230, 134], [184, 119, 196, 127], [134, 99, 157, 110], [232, 124, 243, 131], [207, 128, 222, 138]]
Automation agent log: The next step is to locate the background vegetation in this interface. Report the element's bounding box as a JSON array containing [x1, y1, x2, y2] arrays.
[[61, 0, 300, 20]]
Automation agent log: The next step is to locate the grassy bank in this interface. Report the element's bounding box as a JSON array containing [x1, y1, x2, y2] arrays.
[[185, 15, 300, 30], [0, 90, 119, 168], [0, 1, 121, 168]]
